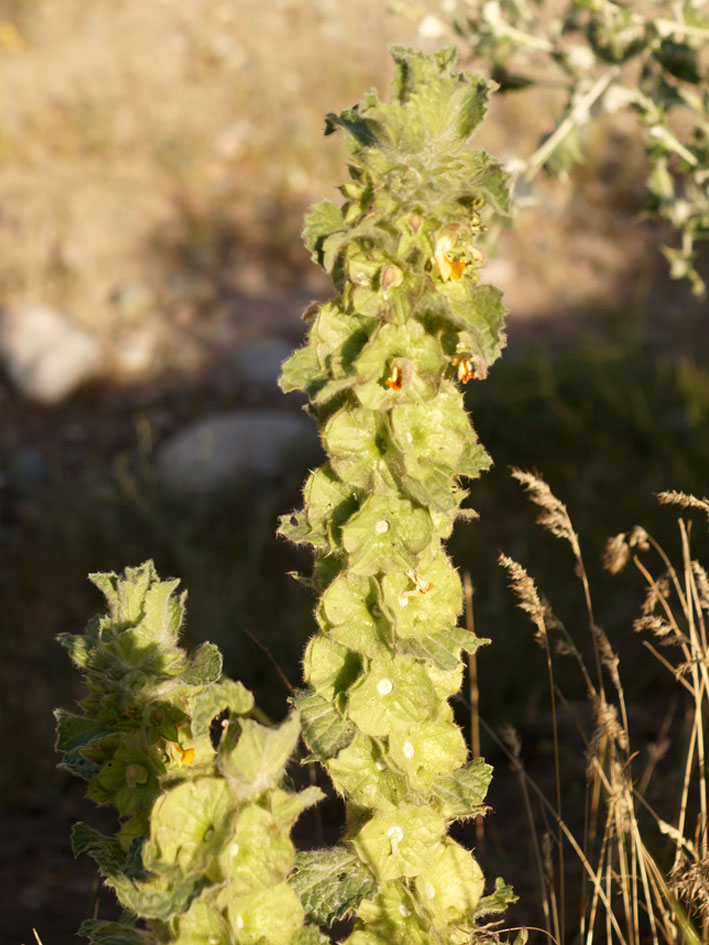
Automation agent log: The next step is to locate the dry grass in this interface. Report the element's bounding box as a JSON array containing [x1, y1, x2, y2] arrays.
[[483, 473, 709, 944]]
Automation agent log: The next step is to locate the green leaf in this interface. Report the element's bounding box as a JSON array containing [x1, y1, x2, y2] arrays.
[[223, 713, 301, 795], [440, 282, 508, 368], [59, 751, 101, 781], [303, 634, 361, 701], [191, 678, 255, 737], [172, 898, 231, 945], [303, 200, 346, 268], [354, 883, 428, 944], [474, 876, 518, 916], [182, 641, 222, 686], [290, 846, 378, 927], [75, 920, 155, 945], [72, 823, 127, 874], [399, 626, 489, 671], [294, 689, 356, 762], [291, 927, 332, 945], [279, 345, 324, 396], [430, 757, 493, 819], [380, 551, 463, 641], [54, 710, 115, 753]]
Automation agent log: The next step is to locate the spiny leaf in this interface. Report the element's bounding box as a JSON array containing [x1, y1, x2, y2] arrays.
[[75, 920, 155, 945], [431, 757, 493, 819], [293, 689, 356, 762], [400, 627, 489, 671], [290, 846, 378, 927]]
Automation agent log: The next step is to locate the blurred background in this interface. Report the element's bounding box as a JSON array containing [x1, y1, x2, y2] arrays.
[[0, 1, 707, 942]]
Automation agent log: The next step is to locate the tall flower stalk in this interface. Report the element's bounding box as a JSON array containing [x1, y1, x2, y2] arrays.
[[280, 46, 513, 944]]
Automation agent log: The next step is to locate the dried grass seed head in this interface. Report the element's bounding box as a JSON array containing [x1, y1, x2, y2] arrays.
[[692, 562, 709, 612], [498, 552, 546, 643], [511, 468, 579, 554], [657, 490, 709, 524]]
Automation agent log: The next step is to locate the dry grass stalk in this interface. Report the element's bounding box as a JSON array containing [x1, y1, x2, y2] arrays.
[[497, 485, 709, 943], [657, 491, 709, 521]]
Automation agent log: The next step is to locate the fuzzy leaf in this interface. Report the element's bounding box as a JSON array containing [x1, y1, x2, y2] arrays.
[[320, 572, 387, 658], [223, 713, 301, 795], [380, 551, 463, 641], [191, 678, 255, 737], [341, 494, 432, 576], [172, 898, 231, 945], [75, 921, 155, 945], [279, 345, 325, 396], [303, 200, 346, 269], [399, 626, 489, 671], [303, 634, 361, 701], [59, 751, 101, 781], [430, 757, 493, 819], [54, 710, 115, 753], [181, 641, 222, 686], [294, 690, 356, 761], [292, 927, 332, 945], [216, 803, 295, 897], [475, 876, 518, 916], [290, 846, 378, 927], [144, 777, 233, 874]]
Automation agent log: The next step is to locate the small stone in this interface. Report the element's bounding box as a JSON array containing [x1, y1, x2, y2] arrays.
[[0, 304, 103, 404], [156, 409, 321, 497]]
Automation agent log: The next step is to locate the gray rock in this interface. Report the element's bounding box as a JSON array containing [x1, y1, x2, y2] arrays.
[[232, 337, 294, 391], [0, 303, 102, 404], [156, 409, 320, 496]]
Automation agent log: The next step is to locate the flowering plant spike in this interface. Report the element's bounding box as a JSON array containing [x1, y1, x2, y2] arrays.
[[280, 47, 514, 944], [56, 47, 515, 945], [55, 562, 325, 945]]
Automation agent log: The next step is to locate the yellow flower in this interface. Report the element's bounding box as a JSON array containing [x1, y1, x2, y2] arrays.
[[434, 227, 466, 281]]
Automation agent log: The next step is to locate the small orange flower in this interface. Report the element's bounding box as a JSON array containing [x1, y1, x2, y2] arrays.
[[171, 742, 195, 765], [407, 569, 434, 595], [434, 227, 466, 281], [452, 357, 476, 383], [385, 365, 403, 390]]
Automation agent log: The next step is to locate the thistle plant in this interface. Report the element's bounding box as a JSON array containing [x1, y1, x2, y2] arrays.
[[449, 0, 709, 295], [56, 47, 515, 945], [279, 47, 514, 944]]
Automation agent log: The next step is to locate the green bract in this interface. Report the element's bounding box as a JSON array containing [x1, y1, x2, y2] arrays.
[[279, 46, 514, 943]]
